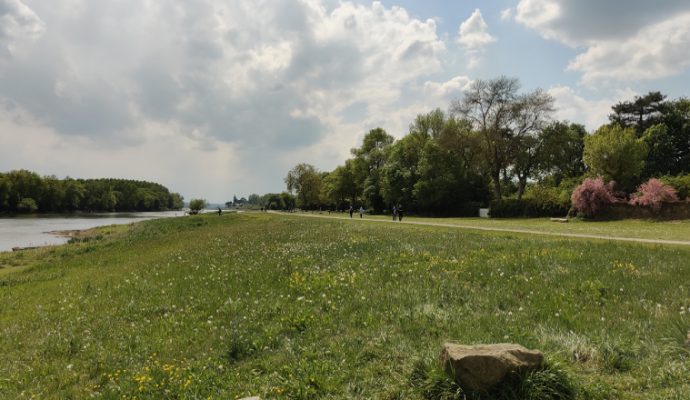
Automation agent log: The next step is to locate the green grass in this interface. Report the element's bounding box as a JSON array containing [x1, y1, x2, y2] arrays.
[[296, 211, 690, 242], [0, 213, 689, 399]]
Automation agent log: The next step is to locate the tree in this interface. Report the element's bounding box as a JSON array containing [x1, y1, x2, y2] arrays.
[[609, 91, 666, 136], [660, 98, 690, 175], [6, 169, 43, 211], [451, 77, 554, 199], [511, 134, 542, 200], [537, 122, 587, 185], [188, 199, 206, 214], [584, 124, 648, 191], [629, 178, 678, 211], [381, 129, 430, 209], [414, 138, 489, 213], [321, 161, 358, 209], [169, 192, 184, 210], [0, 173, 11, 210], [280, 191, 296, 210], [63, 179, 85, 211], [17, 198, 38, 213], [247, 194, 261, 205], [351, 128, 394, 212], [571, 177, 617, 218], [285, 163, 322, 209], [642, 124, 676, 177]]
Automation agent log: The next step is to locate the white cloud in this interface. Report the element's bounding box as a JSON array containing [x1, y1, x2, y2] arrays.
[[457, 9, 495, 68], [515, 0, 562, 42], [568, 13, 690, 84], [0, 0, 45, 57], [423, 75, 473, 101], [0, 0, 450, 199], [547, 85, 636, 131], [515, 0, 690, 83], [500, 8, 513, 22]]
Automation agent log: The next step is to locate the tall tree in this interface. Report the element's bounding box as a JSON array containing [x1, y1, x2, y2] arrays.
[[609, 91, 666, 136], [642, 123, 676, 177], [381, 127, 430, 209], [537, 121, 587, 185], [661, 98, 690, 175], [451, 77, 553, 199], [285, 163, 322, 209], [584, 124, 648, 191], [321, 160, 358, 208], [351, 128, 394, 212]]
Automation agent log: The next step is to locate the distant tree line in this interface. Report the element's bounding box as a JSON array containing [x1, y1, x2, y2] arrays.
[[0, 170, 184, 213], [279, 77, 690, 215]]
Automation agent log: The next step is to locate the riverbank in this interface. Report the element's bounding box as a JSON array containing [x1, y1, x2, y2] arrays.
[[1, 213, 688, 399], [0, 211, 183, 252]]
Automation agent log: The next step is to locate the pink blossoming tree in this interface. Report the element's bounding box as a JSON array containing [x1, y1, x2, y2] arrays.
[[571, 177, 617, 218], [629, 178, 678, 211]]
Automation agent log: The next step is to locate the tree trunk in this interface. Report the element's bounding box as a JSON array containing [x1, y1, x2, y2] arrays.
[[492, 169, 502, 200], [516, 176, 527, 200]]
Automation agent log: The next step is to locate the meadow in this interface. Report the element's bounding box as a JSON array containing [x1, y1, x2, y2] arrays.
[[0, 213, 688, 399]]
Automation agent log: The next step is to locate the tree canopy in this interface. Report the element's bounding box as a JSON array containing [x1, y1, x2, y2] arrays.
[[0, 170, 184, 213]]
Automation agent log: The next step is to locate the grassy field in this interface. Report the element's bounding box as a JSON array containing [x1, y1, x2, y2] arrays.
[[0, 213, 689, 399], [292, 212, 690, 242]]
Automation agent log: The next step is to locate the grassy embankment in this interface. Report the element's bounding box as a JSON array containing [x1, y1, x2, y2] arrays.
[[0, 213, 688, 399]]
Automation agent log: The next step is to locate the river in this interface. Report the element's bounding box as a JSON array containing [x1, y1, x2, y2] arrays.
[[0, 211, 185, 252]]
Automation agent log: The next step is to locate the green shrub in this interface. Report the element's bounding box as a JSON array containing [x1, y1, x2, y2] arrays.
[[17, 197, 38, 213], [188, 198, 207, 214], [661, 173, 690, 200]]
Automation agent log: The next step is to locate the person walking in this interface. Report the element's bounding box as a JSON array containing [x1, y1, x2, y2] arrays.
[[397, 204, 404, 221], [217, 206, 222, 216], [359, 206, 364, 219], [392, 205, 397, 221], [349, 205, 354, 218]]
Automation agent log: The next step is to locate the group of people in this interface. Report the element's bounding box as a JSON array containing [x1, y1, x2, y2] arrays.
[[347, 204, 404, 221], [348, 205, 366, 219]]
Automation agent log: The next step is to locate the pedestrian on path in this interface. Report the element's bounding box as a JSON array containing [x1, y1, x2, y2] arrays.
[[359, 206, 364, 219], [349, 205, 354, 218], [392, 205, 397, 221], [397, 204, 404, 221]]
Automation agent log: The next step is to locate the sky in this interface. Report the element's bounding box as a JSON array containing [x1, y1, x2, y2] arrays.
[[1, 0, 690, 202]]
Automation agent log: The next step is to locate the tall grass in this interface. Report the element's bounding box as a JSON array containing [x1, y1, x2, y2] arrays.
[[0, 213, 688, 399]]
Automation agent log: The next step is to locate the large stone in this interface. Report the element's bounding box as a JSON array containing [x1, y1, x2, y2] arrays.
[[439, 343, 543, 390]]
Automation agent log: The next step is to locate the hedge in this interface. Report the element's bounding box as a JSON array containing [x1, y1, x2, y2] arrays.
[[489, 198, 570, 218]]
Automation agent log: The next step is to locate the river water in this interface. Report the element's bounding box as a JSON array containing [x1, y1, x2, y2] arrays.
[[0, 211, 184, 252]]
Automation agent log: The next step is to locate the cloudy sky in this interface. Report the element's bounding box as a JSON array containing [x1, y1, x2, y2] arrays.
[[1, 0, 689, 202]]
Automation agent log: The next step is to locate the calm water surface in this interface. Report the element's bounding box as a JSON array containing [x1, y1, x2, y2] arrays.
[[0, 211, 184, 252]]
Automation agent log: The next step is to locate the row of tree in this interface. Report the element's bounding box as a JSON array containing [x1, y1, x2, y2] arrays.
[[280, 77, 690, 214], [0, 169, 184, 213]]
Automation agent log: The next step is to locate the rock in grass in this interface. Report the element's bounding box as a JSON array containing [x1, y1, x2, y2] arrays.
[[439, 343, 543, 390]]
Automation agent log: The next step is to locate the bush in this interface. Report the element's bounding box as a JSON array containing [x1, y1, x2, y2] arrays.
[[188, 199, 207, 214], [629, 178, 678, 211], [489, 198, 569, 218], [17, 197, 38, 213], [660, 174, 690, 200], [571, 177, 617, 218]]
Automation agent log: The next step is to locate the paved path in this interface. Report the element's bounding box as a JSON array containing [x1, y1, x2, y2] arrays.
[[271, 212, 690, 247]]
